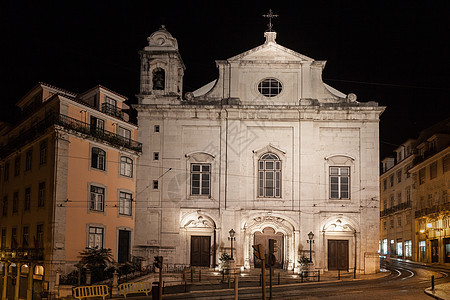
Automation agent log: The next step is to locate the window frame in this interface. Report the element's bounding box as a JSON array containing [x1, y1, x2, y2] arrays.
[[24, 187, 31, 211], [3, 162, 9, 181], [120, 156, 133, 177], [90, 185, 105, 212], [119, 191, 132, 216], [257, 153, 281, 198], [36, 224, 44, 248], [91, 147, 106, 171], [430, 161, 438, 179], [329, 166, 350, 200], [190, 163, 211, 196], [1, 228, 6, 249], [39, 140, 47, 165], [22, 226, 29, 248], [88, 226, 104, 249], [38, 182, 45, 207], [257, 78, 283, 97], [397, 170, 402, 183], [25, 149, 33, 171], [2, 196, 7, 217], [12, 191, 18, 213], [419, 168, 426, 185], [14, 156, 20, 176]]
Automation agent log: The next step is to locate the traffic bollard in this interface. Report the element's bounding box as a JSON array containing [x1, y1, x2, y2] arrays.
[[432, 275, 435, 291]]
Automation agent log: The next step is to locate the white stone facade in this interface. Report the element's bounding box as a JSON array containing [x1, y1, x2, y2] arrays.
[[133, 27, 385, 274]]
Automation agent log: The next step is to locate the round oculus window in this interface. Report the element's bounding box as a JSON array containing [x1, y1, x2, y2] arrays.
[[258, 78, 282, 97]]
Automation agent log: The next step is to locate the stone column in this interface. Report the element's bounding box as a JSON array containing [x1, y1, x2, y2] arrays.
[[14, 263, 21, 300], [85, 269, 91, 285], [2, 262, 9, 300], [112, 271, 119, 296], [27, 264, 34, 300], [54, 269, 60, 299]]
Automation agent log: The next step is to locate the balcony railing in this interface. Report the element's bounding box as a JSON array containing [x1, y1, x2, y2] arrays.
[[415, 202, 450, 218], [0, 248, 44, 261], [1, 114, 141, 157], [101, 102, 123, 119], [380, 200, 412, 217], [57, 114, 141, 152]]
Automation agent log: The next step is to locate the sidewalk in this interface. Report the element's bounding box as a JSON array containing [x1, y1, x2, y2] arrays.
[[391, 258, 450, 300], [425, 283, 450, 300], [105, 267, 390, 299]]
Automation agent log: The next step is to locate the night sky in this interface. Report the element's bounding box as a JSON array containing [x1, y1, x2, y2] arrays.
[[2, 1, 449, 158]]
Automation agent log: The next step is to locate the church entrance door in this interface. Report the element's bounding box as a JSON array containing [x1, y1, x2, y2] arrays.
[[191, 236, 211, 267], [328, 240, 349, 271], [254, 228, 283, 268]]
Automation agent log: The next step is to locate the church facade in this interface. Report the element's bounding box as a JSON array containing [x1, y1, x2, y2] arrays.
[[133, 26, 385, 274]]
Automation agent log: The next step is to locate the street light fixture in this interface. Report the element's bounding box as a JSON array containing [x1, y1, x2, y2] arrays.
[[228, 229, 236, 260], [307, 231, 314, 263]]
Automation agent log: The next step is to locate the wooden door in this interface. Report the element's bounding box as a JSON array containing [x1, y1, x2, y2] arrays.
[[328, 240, 349, 271], [431, 239, 439, 263], [191, 236, 211, 267], [118, 230, 131, 263]]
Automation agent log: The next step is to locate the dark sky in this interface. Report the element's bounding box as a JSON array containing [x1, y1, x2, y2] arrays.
[[2, 1, 449, 158]]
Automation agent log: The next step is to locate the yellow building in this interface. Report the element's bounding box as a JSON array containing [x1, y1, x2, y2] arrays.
[[0, 83, 141, 299], [410, 122, 450, 264], [380, 139, 415, 260]]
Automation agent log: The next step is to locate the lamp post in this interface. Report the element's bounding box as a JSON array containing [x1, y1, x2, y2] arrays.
[[228, 229, 236, 260], [307, 231, 314, 263]]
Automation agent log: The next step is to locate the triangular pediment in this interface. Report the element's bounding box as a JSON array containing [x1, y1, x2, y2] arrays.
[[228, 42, 313, 63]]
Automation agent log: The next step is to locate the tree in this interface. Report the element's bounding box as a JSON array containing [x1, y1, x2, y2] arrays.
[[78, 248, 114, 283]]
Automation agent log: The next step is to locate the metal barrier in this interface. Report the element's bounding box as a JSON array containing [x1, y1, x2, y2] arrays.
[[118, 282, 152, 298], [300, 271, 320, 283], [72, 285, 109, 300]]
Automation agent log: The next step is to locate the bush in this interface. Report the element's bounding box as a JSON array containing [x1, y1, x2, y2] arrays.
[[78, 248, 113, 283]]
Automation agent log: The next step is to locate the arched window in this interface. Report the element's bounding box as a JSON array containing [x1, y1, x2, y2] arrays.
[[120, 156, 133, 177], [152, 68, 165, 90], [258, 78, 282, 97], [258, 153, 281, 197], [91, 147, 106, 170], [443, 216, 450, 229]]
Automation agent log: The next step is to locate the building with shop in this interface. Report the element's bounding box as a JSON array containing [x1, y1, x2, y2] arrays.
[[410, 118, 450, 264], [380, 117, 450, 265], [380, 140, 415, 259], [133, 26, 384, 275], [0, 83, 141, 299]]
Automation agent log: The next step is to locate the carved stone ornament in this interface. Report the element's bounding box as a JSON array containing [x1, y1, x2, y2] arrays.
[[185, 92, 194, 101], [323, 219, 354, 232], [184, 216, 213, 228]]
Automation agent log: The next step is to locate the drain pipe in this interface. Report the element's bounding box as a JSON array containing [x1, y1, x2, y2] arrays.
[[354, 230, 357, 278]]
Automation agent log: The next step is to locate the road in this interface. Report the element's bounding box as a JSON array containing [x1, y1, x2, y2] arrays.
[[126, 260, 449, 299]]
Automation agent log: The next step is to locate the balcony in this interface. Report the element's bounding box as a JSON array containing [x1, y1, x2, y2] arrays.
[[0, 114, 142, 158], [101, 102, 123, 120], [380, 200, 412, 217], [57, 114, 141, 152], [415, 202, 450, 218], [0, 248, 44, 262]]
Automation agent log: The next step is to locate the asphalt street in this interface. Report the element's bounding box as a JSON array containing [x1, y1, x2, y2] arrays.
[[117, 260, 449, 299]]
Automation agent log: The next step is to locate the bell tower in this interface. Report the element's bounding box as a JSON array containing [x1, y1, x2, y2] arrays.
[[138, 25, 185, 103]]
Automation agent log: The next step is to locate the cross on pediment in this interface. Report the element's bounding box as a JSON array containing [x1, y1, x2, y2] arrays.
[[262, 9, 279, 32]]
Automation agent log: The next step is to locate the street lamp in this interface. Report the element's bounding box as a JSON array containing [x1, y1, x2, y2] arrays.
[[228, 229, 236, 260], [307, 231, 314, 263]]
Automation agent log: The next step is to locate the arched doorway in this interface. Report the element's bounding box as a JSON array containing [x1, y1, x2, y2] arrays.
[[181, 213, 217, 268], [322, 217, 358, 272], [254, 228, 283, 268], [243, 215, 296, 270]]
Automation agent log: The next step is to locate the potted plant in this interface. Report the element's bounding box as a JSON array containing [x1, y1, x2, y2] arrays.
[[219, 252, 232, 274], [298, 255, 310, 275]]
